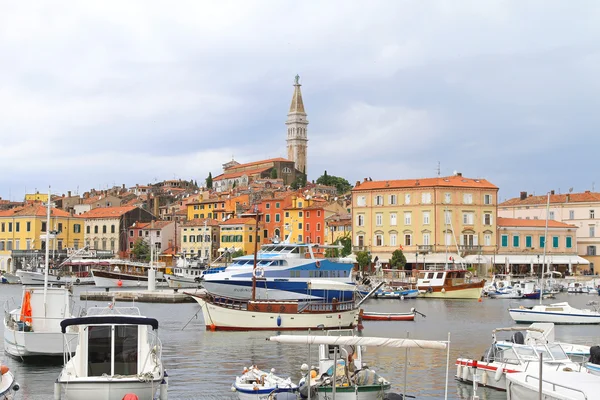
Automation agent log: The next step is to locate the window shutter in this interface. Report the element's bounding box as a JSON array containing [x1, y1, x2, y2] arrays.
[[460, 235, 465, 245], [473, 235, 478, 246]]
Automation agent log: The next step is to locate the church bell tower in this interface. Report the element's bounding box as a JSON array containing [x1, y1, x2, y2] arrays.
[[286, 75, 308, 176]]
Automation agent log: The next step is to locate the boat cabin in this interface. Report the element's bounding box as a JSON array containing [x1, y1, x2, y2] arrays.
[[417, 269, 472, 288]]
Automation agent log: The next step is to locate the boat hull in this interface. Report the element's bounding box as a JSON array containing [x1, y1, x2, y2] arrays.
[[508, 309, 600, 324], [3, 326, 77, 358], [165, 274, 201, 289], [203, 280, 355, 301], [315, 383, 391, 400], [56, 378, 162, 400], [16, 270, 93, 285], [0, 273, 20, 284], [455, 358, 518, 391], [192, 296, 358, 331], [361, 312, 415, 321], [0, 370, 17, 398], [417, 285, 484, 299], [92, 269, 167, 288], [373, 290, 419, 299]]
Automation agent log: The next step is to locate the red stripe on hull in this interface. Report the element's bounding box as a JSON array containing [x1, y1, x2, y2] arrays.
[[362, 314, 415, 321], [206, 324, 356, 331]]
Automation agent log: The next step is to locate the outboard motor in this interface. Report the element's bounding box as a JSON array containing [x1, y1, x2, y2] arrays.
[[512, 331, 525, 345], [589, 346, 600, 364]]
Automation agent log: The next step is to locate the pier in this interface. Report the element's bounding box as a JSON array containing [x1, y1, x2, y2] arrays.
[[79, 288, 204, 303]]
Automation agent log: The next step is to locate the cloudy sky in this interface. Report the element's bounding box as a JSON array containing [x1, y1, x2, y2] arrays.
[[1, 1, 599, 202]]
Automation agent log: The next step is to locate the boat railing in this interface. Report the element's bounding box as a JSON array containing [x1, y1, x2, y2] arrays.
[[300, 300, 355, 313], [523, 374, 588, 399]]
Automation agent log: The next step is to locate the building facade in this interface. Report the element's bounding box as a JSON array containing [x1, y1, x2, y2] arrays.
[[219, 218, 258, 255], [351, 174, 499, 270], [126, 220, 175, 257], [180, 218, 220, 263]]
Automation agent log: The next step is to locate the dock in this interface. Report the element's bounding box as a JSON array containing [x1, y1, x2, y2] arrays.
[[80, 288, 205, 303]]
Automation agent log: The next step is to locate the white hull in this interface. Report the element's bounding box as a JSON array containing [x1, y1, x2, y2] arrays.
[[0, 371, 17, 398], [314, 389, 389, 400], [1, 273, 20, 284], [506, 369, 598, 400], [3, 326, 76, 358], [56, 378, 162, 400], [203, 281, 326, 301], [165, 274, 201, 289], [193, 297, 358, 331], [16, 270, 93, 285], [92, 275, 168, 288], [509, 309, 600, 324]]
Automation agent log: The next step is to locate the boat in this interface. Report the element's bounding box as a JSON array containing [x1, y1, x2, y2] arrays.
[[359, 308, 419, 321], [164, 257, 225, 289], [508, 301, 600, 324], [488, 286, 523, 299], [0, 363, 20, 399], [372, 285, 419, 299], [483, 274, 514, 296], [55, 303, 168, 400], [17, 268, 94, 285], [3, 188, 79, 359], [505, 368, 599, 400], [0, 272, 20, 284], [232, 365, 297, 400], [416, 268, 485, 299], [455, 326, 586, 391], [186, 279, 366, 331], [267, 329, 450, 400], [201, 240, 355, 301], [91, 260, 168, 288]]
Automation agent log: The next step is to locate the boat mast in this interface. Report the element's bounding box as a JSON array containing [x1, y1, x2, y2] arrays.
[[251, 205, 260, 301], [43, 186, 51, 315], [540, 192, 550, 305]]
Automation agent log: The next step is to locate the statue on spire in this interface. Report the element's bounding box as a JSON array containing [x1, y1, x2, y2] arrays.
[[294, 74, 300, 85]]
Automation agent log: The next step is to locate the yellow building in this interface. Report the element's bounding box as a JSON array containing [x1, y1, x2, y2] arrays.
[[219, 217, 258, 255], [283, 196, 307, 243], [325, 213, 352, 245], [24, 192, 50, 203], [351, 174, 498, 269], [0, 204, 85, 272], [180, 218, 220, 263]]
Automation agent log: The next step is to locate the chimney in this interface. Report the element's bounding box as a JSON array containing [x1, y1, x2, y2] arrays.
[[566, 194, 570, 202], [457, 172, 462, 177], [68, 191, 71, 197], [355, 181, 360, 187], [363, 178, 368, 183], [550, 190, 555, 195], [122, 184, 125, 189], [520, 191, 527, 200]]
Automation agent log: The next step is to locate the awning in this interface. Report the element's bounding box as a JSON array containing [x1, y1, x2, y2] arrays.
[[420, 253, 464, 264], [464, 255, 492, 264], [491, 254, 589, 265]]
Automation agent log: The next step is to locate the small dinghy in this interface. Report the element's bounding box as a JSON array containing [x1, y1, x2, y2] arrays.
[[360, 308, 424, 321], [232, 365, 297, 400], [0, 363, 20, 400]]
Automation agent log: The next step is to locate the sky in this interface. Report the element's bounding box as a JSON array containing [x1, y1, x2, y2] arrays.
[[1, 1, 599, 203]]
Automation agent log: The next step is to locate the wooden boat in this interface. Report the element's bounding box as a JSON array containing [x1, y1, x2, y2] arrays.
[[360, 309, 416, 321], [416, 269, 485, 299]]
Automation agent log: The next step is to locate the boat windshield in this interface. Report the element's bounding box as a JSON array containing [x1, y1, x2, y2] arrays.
[[546, 344, 569, 361], [259, 245, 301, 254]]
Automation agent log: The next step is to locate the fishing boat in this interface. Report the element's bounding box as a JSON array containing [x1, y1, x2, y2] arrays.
[[91, 260, 168, 288], [455, 326, 585, 391], [201, 240, 355, 301], [505, 368, 599, 400], [0, 363, 20, 399], [232, 365, 297, 400], [372, 285, 419, 299], [3, 188, 79, 359], [54, 303, 168, 400], [17, 268, 94, 285], [416, 268, 485, 299], [359, 308, 419, 321], [267, 329, 451, 400]]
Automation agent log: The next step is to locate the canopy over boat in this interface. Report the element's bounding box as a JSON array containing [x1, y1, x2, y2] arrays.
[[267, 335, 447, 350], [60, 316, 159, 333], [306, 279, 357, 292]]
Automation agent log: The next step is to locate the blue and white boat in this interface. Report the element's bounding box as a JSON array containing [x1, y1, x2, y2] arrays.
[[202, 242, 355, 301], [232, 365, 297, 400]]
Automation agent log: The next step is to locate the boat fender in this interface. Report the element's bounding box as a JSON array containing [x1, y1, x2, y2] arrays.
[[56, 275, 61, 281], [427, 287, 433, 293], [441, 288, 446, 294], [494, 366, 503, 382], [0, 365, 8, 375], [461, 364, 469, 381], [277, 315, 282, 327], [456, 363, 462, 379], [253, 267, 265, 278], [12, 382, 20, 392], [260, 374, 267, 386], [76, 278, 80, 284], [481, 369, 488, 386], [195, 277, 201, 283]]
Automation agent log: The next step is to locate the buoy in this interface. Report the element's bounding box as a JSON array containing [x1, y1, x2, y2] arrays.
[[209, 324, 216, 331], [481, 370, 488, 386], [478, 297, 482, 303], [123, 394, 140, 400], [277, 315, 282, 327], [401, 295, 405, 300], [494, 366, 503, 382], [462, 364, 469, 381], [0, 365, 8, 375], [456, 363, 462, 379], [441, 288, 446, 293], [117, 280, 123, 287], [160, 378, 169, 400]]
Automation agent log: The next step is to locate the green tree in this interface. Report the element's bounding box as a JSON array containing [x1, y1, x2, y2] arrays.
[[230, 249, 245, 258], [290, 172, 307, 190], [356, 250, 372, 272], [270, 168, 278, 179], [389, 249, 407, 269], [131, 238, 150, 262], [206, 172, 213, 189], [316, 171, 352, 194], [338, 236, 352, 257]]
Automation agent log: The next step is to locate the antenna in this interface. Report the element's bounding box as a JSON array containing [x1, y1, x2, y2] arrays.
[[436, 161, 441, 177]]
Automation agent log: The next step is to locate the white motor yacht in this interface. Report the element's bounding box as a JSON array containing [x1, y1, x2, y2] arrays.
[[509, 301, 600, 324], [506, 368, 599, 400]]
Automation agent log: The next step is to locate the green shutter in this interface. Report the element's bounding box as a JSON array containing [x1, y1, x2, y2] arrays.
[[540, 236, 545, 248], [513, 236, 520, 247], [501, 235, 508, 247], [525, 236, 532, 248], [553, 236, 559, 248], [566, 236, 572, 248]]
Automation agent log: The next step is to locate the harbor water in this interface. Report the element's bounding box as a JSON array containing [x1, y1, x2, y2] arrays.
[[2, 284, 599, 399]]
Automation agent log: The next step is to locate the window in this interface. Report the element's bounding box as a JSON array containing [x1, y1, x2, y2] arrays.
[[591, 226, 596, 238], [1, 223, 4, 232], [317, 211, 321, 217], [111, 225, 115, 234], [484, 234, 491, 246], [26, 239, 31, 250], [549, 211, 555, 220], [540, 236, 546, 248], [404, 212, 412, 225], [357, 214, 364, 226], [15, 222, 20, 232], [566, 236, 573, 248], [375, 195, 383, 206], [265, 203, 270, 209], [306, 223, 310, 232], [94, 226, 99, 234], [444, 193, 451, 204], [389, 194, 397, 205], [138, 231, 142, 237], [317, 223, 321, 231], [484, 213, 492, 225], [423, 233, 430, 245], [298, 211, 303, 217], [87, 226, 91, 234], [285, 212, 290, 218], [356, 195, 366, 206], [26, 221, 31, 232], [74, 224, 81, 233], [275, 202, 280, 208], [390, 213, 397, 226], [356, 235, 364, 247], [513, 235, 520, 247], [423, 211, 430, 225], [463, 212, 474, 225], [390, 234, 397, 246], [421, 192, 432, 204], [404, 234, 412, 246], [8, 223, 12, 232], [551, 236, 559, 248], [501, 235, 508, 247], [445, 233, 452, 246], [298, 222, 302, 230], [587, 246, 596, 256], [375, 213, 383, 226], [463, 193, 473, 204], [275, 214, 280, 222], [297, 234, 302, 242], [444, 211, 451, 225], [484, 194, 492, 205], [42, 222, 47, 232], [462, 234, 476, 247], [102, 225, 107, 234], [183, 235, 187, 243], [265, 214, 271, 223], [4, 241, 10, 250], [375, 234, 383, 246], [591, 210, 596, 219], [306, 211, 310, 218], [14, 240, 20, 250], [525, 235, 532, 248], [110, 240, 115, 251], [404, 194, 411, 204], [569, 210, 575, 219]]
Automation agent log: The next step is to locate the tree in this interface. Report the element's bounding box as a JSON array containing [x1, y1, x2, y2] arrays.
[[290, 172, 307, 190], [356, 250, 372, 272], [389, 249, 407, 269], [206, 172, 213, 189], [270, 168, 278, 179], [131, 238, 150, 262], [230, 249, 245, 258], [316, 171, 352, 194]]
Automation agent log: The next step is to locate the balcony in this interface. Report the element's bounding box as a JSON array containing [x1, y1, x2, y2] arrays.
[[417, 245, 433, 253], [353, 245, 369, 252], [459, 245, 483, 254]]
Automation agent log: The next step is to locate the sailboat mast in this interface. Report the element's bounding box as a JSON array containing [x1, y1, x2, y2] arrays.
[[251, 205, 260, 301], [43, 186, 51, 314], [540, 192, 550, 305]]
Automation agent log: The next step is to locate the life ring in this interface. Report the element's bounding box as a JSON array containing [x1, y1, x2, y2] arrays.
[[56, 276, 61, 281], [266, 305, 273, 312], [194, 277, 201, 283], [427, 287, 433, 293], [315, 261, 321, 268], [279, 305, 286, 313], [253, 267, 265, 278]]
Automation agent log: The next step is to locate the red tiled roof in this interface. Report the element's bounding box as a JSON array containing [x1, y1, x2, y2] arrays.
[[10, 204, 71, 218], [353, 175, 498, 191], [80, 206, 138, 219], [130, 220, 172, 230], [214, 166, 272, 181], [183, 218, 220, 227], [220, 217, 256, 225], [497, 217, 576, 229], [226, 157, 289, 170], [500, 191, 600, 206]]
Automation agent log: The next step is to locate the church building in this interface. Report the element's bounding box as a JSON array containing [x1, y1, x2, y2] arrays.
[[212, 76, 309, 192]]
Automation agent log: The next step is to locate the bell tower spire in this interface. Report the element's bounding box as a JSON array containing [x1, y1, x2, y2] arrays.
[[286, 74, 308, 176]]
